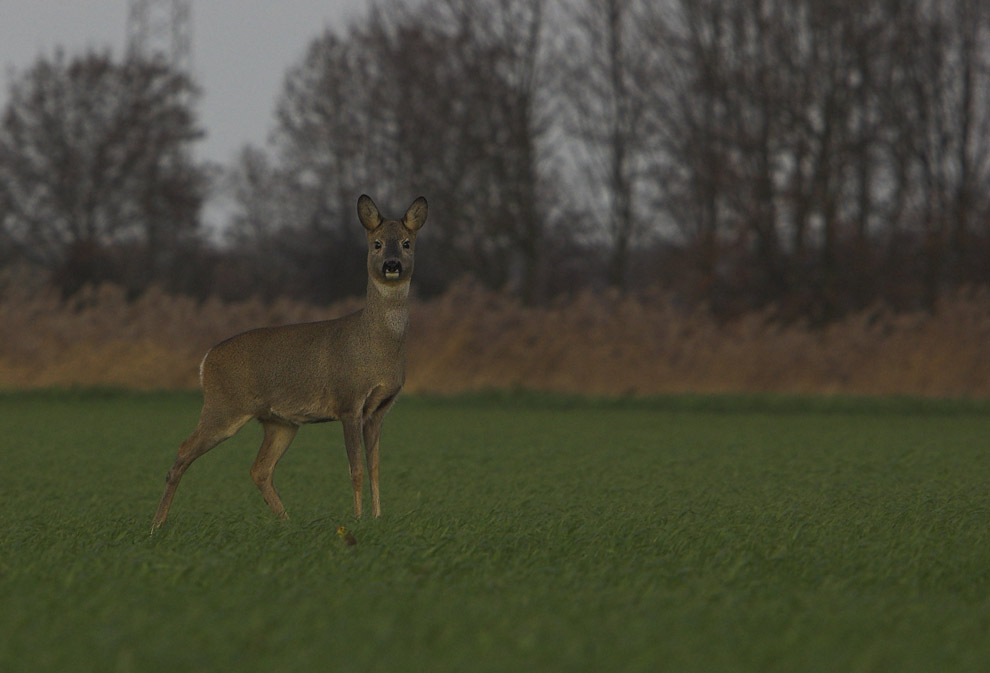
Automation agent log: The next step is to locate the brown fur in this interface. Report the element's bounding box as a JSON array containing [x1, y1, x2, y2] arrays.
[[150, 195, 427, 532]]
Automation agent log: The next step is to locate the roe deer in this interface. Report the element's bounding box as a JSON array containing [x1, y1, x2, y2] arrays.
[[150, 194, 427, 532]]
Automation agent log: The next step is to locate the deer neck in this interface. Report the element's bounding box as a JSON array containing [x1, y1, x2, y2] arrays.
[[364, 278, 410, 339]]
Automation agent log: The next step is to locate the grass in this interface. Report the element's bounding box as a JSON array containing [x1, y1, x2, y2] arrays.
[[4, 279, 990, 396], [1, 389, 989, 672]]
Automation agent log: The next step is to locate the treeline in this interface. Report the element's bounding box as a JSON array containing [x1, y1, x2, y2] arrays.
[[3, 0, 990, 320]]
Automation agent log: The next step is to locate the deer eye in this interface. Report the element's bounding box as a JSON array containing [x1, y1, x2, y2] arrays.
[[402, 240, 411, 249], [374, 241, 383, 250]]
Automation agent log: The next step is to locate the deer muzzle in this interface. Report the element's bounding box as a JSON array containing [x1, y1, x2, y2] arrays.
[[383, 260, 402, 280]]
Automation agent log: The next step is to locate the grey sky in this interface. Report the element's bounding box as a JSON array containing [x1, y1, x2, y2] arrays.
[[0, 0, 368, 165]]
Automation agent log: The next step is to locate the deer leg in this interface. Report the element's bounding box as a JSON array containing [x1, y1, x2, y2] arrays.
[[251, 421, 298, 520], [151, 411, 251, 533], [362, 400, 394, 518], [342, 416, 364, 518]]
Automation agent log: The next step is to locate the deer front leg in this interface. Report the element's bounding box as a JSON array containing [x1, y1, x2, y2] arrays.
[[363, 422, 381, 519], [363, 400, 394, 518], [342, 417, 364, 518]]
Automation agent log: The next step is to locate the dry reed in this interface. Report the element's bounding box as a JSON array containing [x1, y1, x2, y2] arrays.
[[2, 276, 988, 397]]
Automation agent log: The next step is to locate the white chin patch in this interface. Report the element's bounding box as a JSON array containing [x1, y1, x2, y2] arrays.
[[385, 271, 400, 280]]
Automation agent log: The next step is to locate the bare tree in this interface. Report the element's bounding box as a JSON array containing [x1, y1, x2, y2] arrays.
[[892, 0, 990, 307], [225, 22, 414, 302], [0, 49, 204, 293], [370, 0, 555, 301], [647, 0, 981, 317], [560, 0, 660, 292], [645, 1, 737, 307], [222, 0, 990, 313], [237, 0, 557, 301]]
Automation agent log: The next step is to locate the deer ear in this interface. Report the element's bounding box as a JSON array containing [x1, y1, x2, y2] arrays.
[[403, 196, 428, 232], [357, 194, 382, 231]]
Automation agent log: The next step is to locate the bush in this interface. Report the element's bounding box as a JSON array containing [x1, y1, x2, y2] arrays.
[[2, 277, 989, 397]]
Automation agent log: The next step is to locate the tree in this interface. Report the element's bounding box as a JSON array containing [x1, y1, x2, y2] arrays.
[[367, 0, 555, 301], [0, 49, 205, 293], [893, 0, 990, 307], [646, 0, 989, 317], [221, 0, 990, 313], [259, 29, 384, 302], [231, 0, 558, 302], [560, 0, 659, 292]]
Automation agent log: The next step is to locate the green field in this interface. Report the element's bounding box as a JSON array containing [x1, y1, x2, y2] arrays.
[[2, 390, 989, 672]]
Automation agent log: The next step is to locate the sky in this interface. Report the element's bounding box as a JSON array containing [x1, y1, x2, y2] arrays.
[[0, 0, 369, 166]]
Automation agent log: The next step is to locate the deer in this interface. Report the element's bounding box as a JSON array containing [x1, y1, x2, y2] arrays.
[[150, 194, 427, 533]]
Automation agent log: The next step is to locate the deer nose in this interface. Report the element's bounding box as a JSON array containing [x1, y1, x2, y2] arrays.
[[383, 260, 402, 278]]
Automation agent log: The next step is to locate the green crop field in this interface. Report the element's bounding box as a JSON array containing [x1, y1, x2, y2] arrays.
[[1, 390, 989, 672]]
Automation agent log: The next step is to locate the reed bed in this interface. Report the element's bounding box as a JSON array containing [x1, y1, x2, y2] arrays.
[[2, 278, 989, 397]]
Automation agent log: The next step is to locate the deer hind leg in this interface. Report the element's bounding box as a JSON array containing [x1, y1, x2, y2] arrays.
[[251, 420, 298, 520], [342, 416, 365, 518], [150, 410, 252, 532]]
